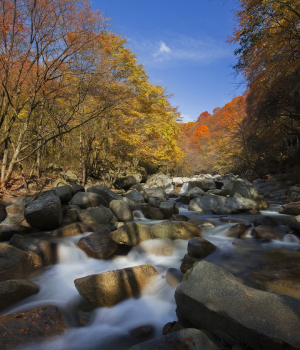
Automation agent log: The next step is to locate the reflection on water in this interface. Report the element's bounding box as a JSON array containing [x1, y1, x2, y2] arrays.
[[2, 202, 300, 350]]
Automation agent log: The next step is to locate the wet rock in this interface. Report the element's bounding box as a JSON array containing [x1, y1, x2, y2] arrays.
[[63, 208, 81, 224], [141, 206, 164, 220], [0, 279, 40, 312], [189, 195, 226, 212], [212, 206, 233, 215], [129, 325, 154, 340], [125, 190, 144, 203], [128, 328, 219, 350], [78, 311, 93, 327], [24, 192, 63, 230], [50, 222, 94, 237], [180, 254, 199, 273], [187, 237, 217, 259], [189, 218, 215, 228], [79, 206, 113, 226], [175, 196, 190, 205], [166, 268, 183, 287], [135, 239, 174, 256], [0, 305, 67, 350], [0, 224, 38, 242], [171, 214, 189, 222], [144, 187, 167, 200], [78, 228, 118, 259], [0, 243, 34, 283], [109, 200, 133, 222], [53, 185, 73, 204], [168, 190, 179, 198], [74, 264, 158, 307], [287, 215, 300, 231], [86, 185, 123, 203], [232, 242, 243, 247], [147, 197, 163, 208], [109, 222, 152, 246], [253, 216, 278, 227], [279, 202, 300, 216], [185, 187, 205, 197], [159, 202, 178, 219], [225, 196, 258, 212], [175, 261, 300, 350], [69, 191, 107, 209], [224, 224, 250, 238], [10, 235, 58, 266], [151, 221, 202, 240], [251, 225, 292, 241]]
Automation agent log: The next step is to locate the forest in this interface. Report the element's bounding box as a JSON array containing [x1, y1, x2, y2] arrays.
[[0, 0, 299, 190]]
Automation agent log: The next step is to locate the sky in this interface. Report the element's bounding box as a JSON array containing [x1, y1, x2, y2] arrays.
[[92, 0, 246, 123]]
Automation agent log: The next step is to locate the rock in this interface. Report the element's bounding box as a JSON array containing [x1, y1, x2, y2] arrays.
[[53, 185, 73, 204], [175, 196, 190, 205], [0, 279, 40, 312], [10, 235, 58, 266], [141, 206, 164, 220], [0, 224, 38, 242], [78, 228, 118, 259], [145, 173, 172, 189], [129, 325, 154, 340], [128, 328, 219, 350], [109, 222, 152, 246], [171, 214, 189, 222], [211, 206, 233, 215], [72, 184, 85, 195], [159, 202, 178, 219], [188, 218, 215, 228], [175, 261, 300, 350], [253, 216, 278, 226], [59, 170, 78, 184], [0, 305, 67, 350], [78, 311, 93, 327], [86, 185, 123, 203], [166, 268, 183, 287], [135, 239, 174, 256], [187, 237, 217, 259], [188, 180, 216, 192], [50, 222, 94, 237], [0, 243, 34, 283], [230, 178, 261, 199], [279, 202, 300, 215], [151, 221, 202, 240], [185, 187, 205, 197], [115, 175, 143, 189], [147, 197, 163, 207], [109, 200, 133, 222], [180, 254, 199, 273], [144, 187, 167, 200], [125, 190, 144, 203], [168, 190, 179, 198], [5, 203, 24, 225], [189, 195, 226, 212], [251, 225, 292, 241], [225, 196, 258, 212], [74, 264, 158, 307], [63, 208, 81, 224], [79, 206, 113, 226], [224, 224, 250, 238], [69, 191, 107, 209], [24, 192, 63, 230]]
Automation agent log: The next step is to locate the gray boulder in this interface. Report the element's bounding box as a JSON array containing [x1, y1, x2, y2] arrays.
[[141, 206, 164, 220], [189, 195, 226, 212], [175, 261, 300, 350], [109, 222, 152, 246], [53, 185, 73, 204], [279, 202, 300, 216], [86, 185, 123, 203], [69, 191, 107, 209], [251, 225, 292, 241], [188, 180, 216, 192], [74, 264, 158, 307], [115, 174, 143, 189], [0, 225, 38, 242], [109, 200, 133, 222], [225, 196, 258, 212], [287, 215, 300, 231], [146, 173, 172, 189], [24, 192, 63, 230], [187, 237, 217, 258], [144, 187, 167, 200], [159, 202, 178, 219], [151, 221, 202, 240], [125, 190, 144, 203], [79, 206, 113, 226]]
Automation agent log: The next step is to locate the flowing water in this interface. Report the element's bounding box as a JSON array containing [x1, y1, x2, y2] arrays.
[[2, 202, 300, 350]]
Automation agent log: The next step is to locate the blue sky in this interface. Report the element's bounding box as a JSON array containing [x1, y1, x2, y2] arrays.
[[92, 0, 245, 123]]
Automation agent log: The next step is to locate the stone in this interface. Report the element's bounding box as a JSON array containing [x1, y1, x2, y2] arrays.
[[0, 305, 67, 350], [145, 173, 172, 189], [24, 192, 63, 230], [125, 190, 144, 203], [53, 185, 73, 204], [69, 191, 107, 209], [188, 180, 216, 192], [180, 254, 198, 273], [72, 184, 85, 195], [151, 221, 202, 240], [188, 218, 215, 228], [253, 216, 278, 226], [74, 264, 158, 307], [86, 185, 123, 203], [78, 228, 118, 259], [63, 208, 81, 224], [171, 214, 189, 222], [159, 202, 178, 219], [115, 175, 143, 189], [279, 202, 300, 216], [0, 225, 38, 242], [175, 261, 300, 350], [185, 187, 205, 197], [225, 196, 258, 212], [59, 170, 78, 184], [0, 243, 33, 283], [175, 196, 190, 205], [109, 222, 152, 246], [10, 235, 58, 266], [287, 215, 300, 231], [141, 206, 164, 220], [144, 187, 167, 200], [79, 206, 113, 226], [109, 200, 133, 222], [129, 325, 154, 340], [50, 222, 94, 237], [128, 328, 219, 350], [224, 224, 250, 238], [187, 237, 217, 259], [166, 268, 183, 287], [147, 197, 163, 207], [212, 206, 233, 215], [0, 279, 40, 312], [230, 178, 261, 199], [251, 225, 292, 241], [189, 195, 226, 212]]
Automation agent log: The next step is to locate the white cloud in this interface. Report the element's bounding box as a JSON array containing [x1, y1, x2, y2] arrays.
[[154, 41, 171, 58]]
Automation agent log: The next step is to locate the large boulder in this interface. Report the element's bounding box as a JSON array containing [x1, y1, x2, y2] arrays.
[[0, 279, 40, 312], [140, 206, 164, 220], [159, 202, 178, 219], [175, 261, 300, 350], [0, 305, 67, 350], [125, 190, 144, 203], [24, 192, 63, 230], [188, 180, 216, 192], [150, 221, 202, 240], [279, 202, 300, 216], [114, 174, 143, 189], [188, 195, 226, 212], [144, 187, 167, 200], [53, 185, 73, 204], [74, 264, 158, 307], [251, 225, 292, 241], [0, 224, 38, 242], [79, 206, 113, 226], [109, 200, 133, 222], [145, 174, 172, 189], [69, 191, 107, 209], [128, 328, 219, 350], [225, 195, 258, 212], [78, 228, 118, 259], [109, 222, 152, 246], [86, 185, 123, 203], [187, 237, 217, 259], [0, 243, 34, 283]]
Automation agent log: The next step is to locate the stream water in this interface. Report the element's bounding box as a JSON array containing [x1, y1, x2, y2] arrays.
[[2, 202, 300, 350]]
